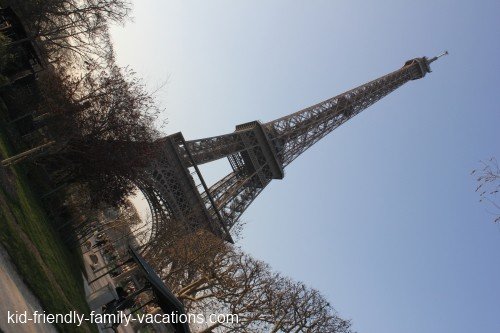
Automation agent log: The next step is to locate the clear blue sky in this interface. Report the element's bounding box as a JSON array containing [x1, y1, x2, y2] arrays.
[[110, 1, 500, 332]]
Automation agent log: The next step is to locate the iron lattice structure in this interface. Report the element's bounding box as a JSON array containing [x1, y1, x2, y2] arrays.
[[139, 54, 445, 244]]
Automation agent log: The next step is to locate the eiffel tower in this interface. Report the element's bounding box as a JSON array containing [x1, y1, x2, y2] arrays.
[[138, 53, 447, 244]]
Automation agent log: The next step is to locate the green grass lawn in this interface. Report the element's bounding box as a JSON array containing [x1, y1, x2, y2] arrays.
[[0, 100, 97, 333]]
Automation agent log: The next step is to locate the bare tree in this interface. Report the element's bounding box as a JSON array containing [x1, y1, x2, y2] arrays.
[[31, 62, 161, 206], [144, 223, 352, 333], [473, 157, 500, 223], [263, 277, 352, 333], [3, 0, 131, 65], [190, 250, 352, 333], [145, 219, 230, 288]]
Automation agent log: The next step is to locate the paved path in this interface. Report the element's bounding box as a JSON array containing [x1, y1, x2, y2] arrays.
[[0, 245, 57, 333]]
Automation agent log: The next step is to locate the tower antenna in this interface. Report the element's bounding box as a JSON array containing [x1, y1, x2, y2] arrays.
[[428, 50, 449, 65]]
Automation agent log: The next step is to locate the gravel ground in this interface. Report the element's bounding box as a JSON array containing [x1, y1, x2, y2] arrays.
[[0, 245, 57, 333]]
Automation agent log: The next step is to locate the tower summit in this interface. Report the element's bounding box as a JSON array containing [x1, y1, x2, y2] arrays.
[[139, 53, 446, 245]]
